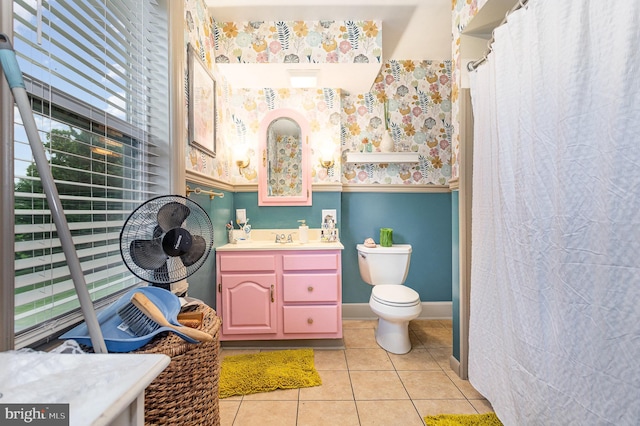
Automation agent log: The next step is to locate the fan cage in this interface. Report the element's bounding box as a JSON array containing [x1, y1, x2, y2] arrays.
[[120, 195, 214, 285]]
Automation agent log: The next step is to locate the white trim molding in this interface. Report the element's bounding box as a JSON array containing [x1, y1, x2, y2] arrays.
[[342, 184, 450, 193], [233, 183, 258, 192], [313, 182, 343, 192], [232, 182, 344, 192], [184, 172, 451, 195], [449, 177, 460, 190], [186, 170, 234, 192], [450, 355, 461, 377]]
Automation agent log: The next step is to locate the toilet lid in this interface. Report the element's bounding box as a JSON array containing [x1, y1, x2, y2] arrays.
[[372, 285, 420, 306]]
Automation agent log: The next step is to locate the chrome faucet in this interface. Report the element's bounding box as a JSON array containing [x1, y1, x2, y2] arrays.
[[275, 233, 294, 243]]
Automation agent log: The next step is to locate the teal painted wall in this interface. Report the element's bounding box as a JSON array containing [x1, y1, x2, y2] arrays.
[[234, 192, 342, 229], [186, 189, 453, 311], [341, 192, 452, 303], [183, 184, 235, 307], [451, 190, 460, 360], [186, 190, 341, 307]]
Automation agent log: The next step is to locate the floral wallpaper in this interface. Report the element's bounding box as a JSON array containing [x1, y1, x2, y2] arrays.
[[214, 20, 382, 64], [185, 0, 225, 180], [223, 87, 342, 184], [450, 0, 486, 181], [267, 133, 302, 196], [185, 5, 454, 187], [342, 60, 452, 185]]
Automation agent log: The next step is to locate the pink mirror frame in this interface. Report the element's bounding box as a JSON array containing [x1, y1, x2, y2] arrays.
[[258, 108, 312, 206]]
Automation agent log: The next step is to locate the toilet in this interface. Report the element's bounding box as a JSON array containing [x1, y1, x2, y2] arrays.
[[357, 243, 422, 354]]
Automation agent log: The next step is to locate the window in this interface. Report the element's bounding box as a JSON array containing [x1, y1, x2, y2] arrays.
[[12, 0, 171, 347]]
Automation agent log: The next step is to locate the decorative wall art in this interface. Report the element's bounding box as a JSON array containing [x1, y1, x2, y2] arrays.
[[188, 43, 217, 157]]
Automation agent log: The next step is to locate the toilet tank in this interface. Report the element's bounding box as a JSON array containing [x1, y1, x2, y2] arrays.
[[356, 244, 412, 285]]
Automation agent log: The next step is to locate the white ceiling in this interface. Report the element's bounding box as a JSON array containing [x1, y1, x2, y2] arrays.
[[205, 0, 452, 94]]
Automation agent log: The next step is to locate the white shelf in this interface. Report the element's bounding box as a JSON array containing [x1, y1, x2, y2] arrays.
[[345, 152, 420, 163]]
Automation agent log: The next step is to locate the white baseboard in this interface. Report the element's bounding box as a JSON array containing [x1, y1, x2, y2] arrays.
[[342, 301, 452, 320], [449, 355, 461, 378]]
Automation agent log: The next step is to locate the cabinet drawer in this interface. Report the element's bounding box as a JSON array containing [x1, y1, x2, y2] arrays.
[[282, 274, 338, 302], [282, 253, 339, 271], [282, 306, 339, 334], [219, 254, 276, 272]]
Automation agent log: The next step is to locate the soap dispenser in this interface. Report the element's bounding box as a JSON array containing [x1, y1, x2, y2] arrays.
[[298, 220, 309, 244]]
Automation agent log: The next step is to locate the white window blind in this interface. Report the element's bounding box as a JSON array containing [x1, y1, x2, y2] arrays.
[[12, 0, 170, 347]]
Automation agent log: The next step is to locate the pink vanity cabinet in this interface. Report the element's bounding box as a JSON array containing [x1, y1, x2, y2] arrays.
[[216, 248, 342, 341]]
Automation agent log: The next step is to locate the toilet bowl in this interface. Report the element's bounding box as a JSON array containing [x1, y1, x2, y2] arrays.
[[357, 244, 422, 354]]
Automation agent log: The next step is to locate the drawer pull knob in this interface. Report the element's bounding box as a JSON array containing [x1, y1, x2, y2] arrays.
[[307, 286, 314, 292], [307, 318, 314, 324], [270, 284, 274, 303]]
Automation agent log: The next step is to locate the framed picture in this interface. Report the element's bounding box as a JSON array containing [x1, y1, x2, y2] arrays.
[[188, 43, 216, 157]]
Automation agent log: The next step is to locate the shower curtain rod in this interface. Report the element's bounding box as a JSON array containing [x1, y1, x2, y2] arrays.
[[467, 0, 529, 71]]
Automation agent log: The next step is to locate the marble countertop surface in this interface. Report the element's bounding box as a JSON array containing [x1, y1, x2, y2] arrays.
[[0, 351, 170, 425]]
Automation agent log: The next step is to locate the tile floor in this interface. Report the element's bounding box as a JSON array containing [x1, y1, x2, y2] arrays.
[[219, 319, 493, 425]]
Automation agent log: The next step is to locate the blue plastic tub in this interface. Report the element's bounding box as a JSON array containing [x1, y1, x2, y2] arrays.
[[60, 286, 198, 352]]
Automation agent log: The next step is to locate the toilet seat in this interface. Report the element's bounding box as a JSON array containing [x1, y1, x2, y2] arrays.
[[371, 285, 420, 307]]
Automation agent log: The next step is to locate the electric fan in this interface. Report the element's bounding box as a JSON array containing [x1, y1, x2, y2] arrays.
[[61, 196, 213, 352], [120, 195, 214, 288]]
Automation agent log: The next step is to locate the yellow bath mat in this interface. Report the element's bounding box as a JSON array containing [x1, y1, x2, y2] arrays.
[[424, 412, 503, 426], [219, 348, 322, 398]]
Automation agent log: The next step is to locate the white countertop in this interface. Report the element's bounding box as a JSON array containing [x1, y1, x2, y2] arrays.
[[217, 240, 344, 251], [0, 351, 170, 426], [218, 228, 343, 251]]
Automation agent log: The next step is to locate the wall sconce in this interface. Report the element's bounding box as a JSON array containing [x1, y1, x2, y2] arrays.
[[232, 144, 250, 175], [319, 144, 334, 171], [320, 157, 334, 170], [236, 156, 250, 175]]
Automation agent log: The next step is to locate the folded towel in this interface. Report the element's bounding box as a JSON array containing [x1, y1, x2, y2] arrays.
[[364, 237, 376, 248]]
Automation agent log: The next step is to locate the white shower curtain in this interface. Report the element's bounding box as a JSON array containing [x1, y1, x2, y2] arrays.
[[468, 1, 640, 425]]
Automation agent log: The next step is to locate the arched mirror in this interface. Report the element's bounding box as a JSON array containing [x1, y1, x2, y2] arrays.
[[258, 109, 311, 206]]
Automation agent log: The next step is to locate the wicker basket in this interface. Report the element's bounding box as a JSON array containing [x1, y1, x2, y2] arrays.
[[133, 304, 221, 426]]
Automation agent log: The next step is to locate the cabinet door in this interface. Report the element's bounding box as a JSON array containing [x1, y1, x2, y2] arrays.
[[220, 273, 277, 335]]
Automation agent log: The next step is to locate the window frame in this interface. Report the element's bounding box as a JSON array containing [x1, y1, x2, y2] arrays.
[[0, 0, 184, 350]]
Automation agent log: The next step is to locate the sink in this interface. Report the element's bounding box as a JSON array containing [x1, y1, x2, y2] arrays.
[[235, 241, 304, 249], [217, 228, 343, 251], [217, 240, 342, 251]]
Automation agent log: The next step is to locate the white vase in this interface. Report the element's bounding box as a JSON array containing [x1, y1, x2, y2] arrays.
[[380, 130, 394, 152]]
